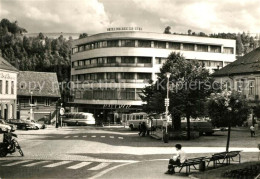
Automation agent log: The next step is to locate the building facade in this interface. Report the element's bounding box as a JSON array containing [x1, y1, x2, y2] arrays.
[[213, 47, 260, 103], [17, 71, 61, 122], [0, 56, 18, 120], [70, 31, 236, 123]]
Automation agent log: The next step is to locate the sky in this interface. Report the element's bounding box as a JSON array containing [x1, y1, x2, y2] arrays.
[[0, 0, 260, 35]]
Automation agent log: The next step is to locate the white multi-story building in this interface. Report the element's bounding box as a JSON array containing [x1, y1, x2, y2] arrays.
[[70, 31, 236, 123]]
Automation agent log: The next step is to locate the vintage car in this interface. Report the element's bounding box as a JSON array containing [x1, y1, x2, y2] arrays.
[[0, 119, 17, 131], [7, 119, 36, 130]]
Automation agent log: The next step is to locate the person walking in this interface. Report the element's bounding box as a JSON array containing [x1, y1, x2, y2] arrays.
[[165, 144, 187, 174], [250, 125, 255, 137]]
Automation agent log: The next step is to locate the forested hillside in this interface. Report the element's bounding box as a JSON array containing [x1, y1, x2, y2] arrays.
[[0, 19, 72, 83]]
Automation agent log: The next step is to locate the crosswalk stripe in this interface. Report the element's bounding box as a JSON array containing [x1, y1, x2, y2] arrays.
[[88, 163, 110, 170], [23, 161, 50, 167], [67, 162, 91, 169], [82, 136, 87, 137], [118, 137, 124, 139], [109, 136, 114, 138], [101, 136, 105, 138], [73, 136, 78, 138], [64, 136, 70, 138], [43, 161, 72, 168], [91, 136, 96, 138], [2, 160, 33, 166]]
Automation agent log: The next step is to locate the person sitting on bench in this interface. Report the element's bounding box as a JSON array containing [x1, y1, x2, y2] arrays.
[[165, 144, 187, 174]]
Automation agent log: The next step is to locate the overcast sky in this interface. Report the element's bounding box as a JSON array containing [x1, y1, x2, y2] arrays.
[[0, 0, 260, 35]]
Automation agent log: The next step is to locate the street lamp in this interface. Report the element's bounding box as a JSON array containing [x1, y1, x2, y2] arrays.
[[30, 91, 34, 120], [163, 72, 171, 143]]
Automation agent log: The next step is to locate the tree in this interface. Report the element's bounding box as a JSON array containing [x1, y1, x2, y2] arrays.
[[236, 34, 244, 56], [164, 26, 171, 34], [79, 33, 88, 39], [188, 29, 192, 35], [140, 52, 216, 140], [207, 90, 249, 151]]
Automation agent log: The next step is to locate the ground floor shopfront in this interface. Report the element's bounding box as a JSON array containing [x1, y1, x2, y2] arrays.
[[0, 99, 17, 120], [69, 103, 142, 125]]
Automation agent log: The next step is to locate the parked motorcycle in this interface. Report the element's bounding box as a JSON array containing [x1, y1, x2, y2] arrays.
[[0, 131, 24, 157]]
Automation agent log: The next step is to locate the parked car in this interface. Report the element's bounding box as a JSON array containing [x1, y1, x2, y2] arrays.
[[0, 119, 17, 131], [7, 119, 35, 130], [0, 123, 12, 132], [27, 120, 45, 129]]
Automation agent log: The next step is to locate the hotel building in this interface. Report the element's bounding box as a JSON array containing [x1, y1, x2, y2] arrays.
[[70, 31, 236, 123]]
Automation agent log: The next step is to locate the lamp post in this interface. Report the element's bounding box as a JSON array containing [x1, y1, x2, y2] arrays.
[[163, 72, 171, 143], [30, 91, 34, 120]]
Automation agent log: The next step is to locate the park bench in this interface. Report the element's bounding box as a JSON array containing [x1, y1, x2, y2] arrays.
[[172, 157, 205, 174], [206, 150, 241, 168]]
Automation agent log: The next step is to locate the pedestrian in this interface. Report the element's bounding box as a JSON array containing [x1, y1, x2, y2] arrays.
[[138, 122, 142, 136], [165, 144, 187, 174], [250, 125, 255, 137], [140, 122, 147, 137]]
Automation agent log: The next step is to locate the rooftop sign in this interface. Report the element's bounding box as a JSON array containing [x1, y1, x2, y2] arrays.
[[107, 27, 142, 32]]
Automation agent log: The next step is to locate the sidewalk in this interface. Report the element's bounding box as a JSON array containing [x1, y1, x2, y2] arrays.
[[94, 160, 191, 179]]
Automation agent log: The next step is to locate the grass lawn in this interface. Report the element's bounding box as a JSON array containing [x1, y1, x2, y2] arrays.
[[193, 161, 260, 179]]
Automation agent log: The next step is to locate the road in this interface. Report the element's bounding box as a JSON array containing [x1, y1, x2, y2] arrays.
[[0, 126, 259, 179]]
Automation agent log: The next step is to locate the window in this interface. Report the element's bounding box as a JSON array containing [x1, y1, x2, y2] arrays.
[[73, 61, 78, 67], [97, 73, 104, 80], [102, 41, 107, 47], [85, 74, 90, 80], [137, 57, 151, 63], [138, 40, 151, 47], [79, 74, 85, 81], [121, 40, 135, 47], [85, 59, 90, 65], [79, 46, 84, 52], [120, 89, 135, 100], [237, 80, 244, 92], [98, 58, 106, 64], [197, 45, 208, 52], [72, 47, 78, 54], [121, 56, 135, 63], [210, 46, 221, 53], [72, 75, 78, 81], [107, 40, 119, 47], [223, 47, 234, 54], [122, 73, 135, 79], [168, 42, 181, 50], [11, 81, 14, 94], [0, 80, 2, 94], [45, 99, 50, 106], [5, 80, 8, 94], [249, 80, 255, 95], [183, 43, 195, 51], [91, 58, 97, 64], [107, 73, 116, 79], [137, 73, 151, 79], [79, 61, 84, 66], [155, 57, 167, 64], [90, 74, 96, 80], [154, 41, 166, 48], [85, 44, 91, 50], [107, 57, 116, 63]]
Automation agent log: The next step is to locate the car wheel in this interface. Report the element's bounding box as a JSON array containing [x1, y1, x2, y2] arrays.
[[35, 126, 39, 130]]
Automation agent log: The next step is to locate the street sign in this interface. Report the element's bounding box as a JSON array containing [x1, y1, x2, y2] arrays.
[[59, 108, 65, 115], [164, 98, 170, 106]]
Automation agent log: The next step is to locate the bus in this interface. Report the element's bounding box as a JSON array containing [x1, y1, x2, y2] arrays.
[[63, 112, 96, 126], [124, 112, 151, 131]]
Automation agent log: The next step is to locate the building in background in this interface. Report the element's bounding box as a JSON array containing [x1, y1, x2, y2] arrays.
[[213, 47, 260, 103], [70, 30, 236, 123], [17, 71, 60, 122], [0, 56, 18, 120]]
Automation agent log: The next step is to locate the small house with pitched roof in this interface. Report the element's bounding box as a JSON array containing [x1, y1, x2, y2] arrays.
[[17, 71, 61, 122], [0, 56, 19, 120], [213, 47, 260, 103]]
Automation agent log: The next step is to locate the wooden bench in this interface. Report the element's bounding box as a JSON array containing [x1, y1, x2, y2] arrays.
[[206, 151, 241, 168], [172, 157, 205, 174]]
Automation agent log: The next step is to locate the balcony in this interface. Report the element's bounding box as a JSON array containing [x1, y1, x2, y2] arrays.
[[74, 63, 152, 70]]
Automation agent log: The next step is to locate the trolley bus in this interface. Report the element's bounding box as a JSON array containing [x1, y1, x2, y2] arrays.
[[63, 112, 96, 126]]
